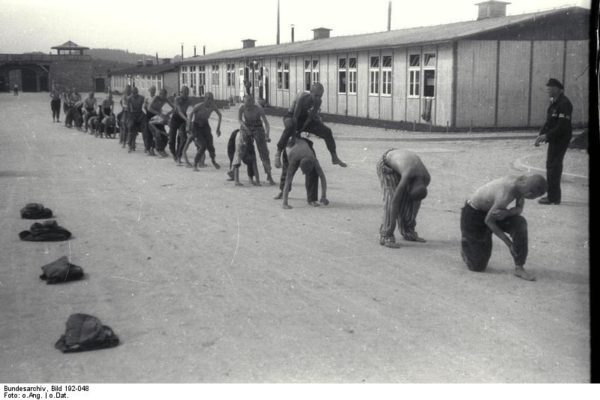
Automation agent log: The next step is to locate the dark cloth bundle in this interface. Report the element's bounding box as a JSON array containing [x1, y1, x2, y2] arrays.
[[55, 313, 119, 353], [20, 203, 53, 219], [39, 256, 84, 284], [19, 220, 72, 242]]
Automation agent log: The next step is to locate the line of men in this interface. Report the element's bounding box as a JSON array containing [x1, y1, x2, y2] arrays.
[[49, 78, 573, 283]]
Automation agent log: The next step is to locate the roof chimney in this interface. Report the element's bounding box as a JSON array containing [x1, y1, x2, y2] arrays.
[[242, 39, 256, 49], [312, 27, 332, 40], [476, 1, 510, 20]]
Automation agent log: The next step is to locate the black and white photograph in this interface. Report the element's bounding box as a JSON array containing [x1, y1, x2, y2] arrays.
[[0, 0, 594, 392]]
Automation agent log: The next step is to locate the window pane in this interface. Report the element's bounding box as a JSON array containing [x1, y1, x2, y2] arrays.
[[409, 54, 420, 67], [277, 61, 282, 69], [339, 58, 346, 68], [339, 71, 346, 93], [305, 60, 311, 69], [424, 70, 435, 97], [284, 63, 289, 70], [424, 53, 436, 67], [383, 56, 392, 67], [349, 57, 357, 68], [370, 56, 379, 68], [305, 72, 311, 91]]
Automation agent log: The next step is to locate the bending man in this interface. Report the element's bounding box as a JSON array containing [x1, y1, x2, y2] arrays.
[[376, 149, 430, 248]]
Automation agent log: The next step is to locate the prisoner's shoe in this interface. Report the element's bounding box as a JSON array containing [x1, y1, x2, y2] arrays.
[[211, 158, 221, 170], [538, 197, 559, 205], [273, 192, 283, 200]]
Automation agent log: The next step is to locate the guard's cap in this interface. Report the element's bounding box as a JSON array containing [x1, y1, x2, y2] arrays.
[[546, 78, 564, 90]]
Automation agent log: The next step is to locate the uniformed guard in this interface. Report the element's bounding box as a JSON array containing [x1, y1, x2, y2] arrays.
[[534, 78, 573, 205]]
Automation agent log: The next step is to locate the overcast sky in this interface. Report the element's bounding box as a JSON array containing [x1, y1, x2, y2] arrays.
[[0, 0, 592, 58]]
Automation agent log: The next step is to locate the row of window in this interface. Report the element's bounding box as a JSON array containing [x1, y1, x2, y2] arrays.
[[179, 53, 437, 98]]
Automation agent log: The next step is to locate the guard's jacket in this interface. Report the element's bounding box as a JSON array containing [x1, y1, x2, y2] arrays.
[[540, 93, 572, 142]]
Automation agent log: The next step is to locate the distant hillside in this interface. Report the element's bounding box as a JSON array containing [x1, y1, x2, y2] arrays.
[[88, 48, 157, 64]]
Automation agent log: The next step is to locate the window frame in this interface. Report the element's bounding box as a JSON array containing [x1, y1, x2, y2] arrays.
[[408, 53, 421, 98], [381, 55, 392, 97], [369, 56, 380, 96]]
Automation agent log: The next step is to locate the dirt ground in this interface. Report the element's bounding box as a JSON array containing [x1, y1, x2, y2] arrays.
[[0, 93, 589, 383]]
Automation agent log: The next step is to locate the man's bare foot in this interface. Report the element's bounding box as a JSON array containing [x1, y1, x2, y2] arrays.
[[308, 201, 320, 207], [514, 267, 536, 281], [211, 159, 220, 169], [332, 156, 347, 167], [282, 204, 292, 209], [273, 192, 283, 200], [320, 198, 329, 206], [267, 177, 276, 185], [380, 236, 401, 249]]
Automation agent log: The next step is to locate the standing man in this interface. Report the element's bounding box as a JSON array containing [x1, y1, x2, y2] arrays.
[[118, 85, 132, 147], [534, 78, 573, 205], [238, 94, 275, 184], [49, 84, 62, 122], [376, 149, 430, 248], [461, 174, 547, 281], [274, 82, 346, 169], [169, 86, 191, 162], [126, 87, 146, 153], [182, 92, 221, 171], [147, 88, 175, 158], [143, 86, 157, 155]]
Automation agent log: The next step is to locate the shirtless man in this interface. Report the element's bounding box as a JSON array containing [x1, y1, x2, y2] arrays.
[[238, 94, 275, 184], [182, 92, 221, 171], [49, 84, 62, 122], [118, 85, 132, 147], [82, 92, 97, 133], [99, 93, 115, 138], [126, 87, 146, 153], [169, 86, 191, 162], [274, 82, 346, 169], [281, 137, 328, 209], [376, 149, 431, 248], [146, 88, 175, 157], [461, 174, 547, 281], [142, 86, 157, 155]]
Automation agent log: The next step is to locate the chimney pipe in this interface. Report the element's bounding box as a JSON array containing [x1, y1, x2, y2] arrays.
[[291, 25, 295, 43], [387, 1, 392, 31], [180, 43, 184, 59], [194, 45, 197, 57], [476, 1, 510, 20], [155, 52, 159, 64]]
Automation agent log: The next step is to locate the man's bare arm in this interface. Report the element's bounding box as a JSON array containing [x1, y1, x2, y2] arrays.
[[490, 196, 524, 220], [214, 106, 222, 136], [485, 200, 514, 248], [282, 162, 300, 209], [315, 162, 328, 205], [258, 106, 270, 139]]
